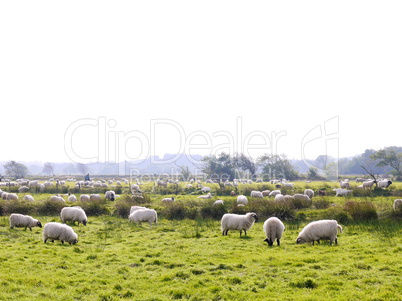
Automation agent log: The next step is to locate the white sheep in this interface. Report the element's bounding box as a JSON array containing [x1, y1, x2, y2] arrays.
[[23, 195, 35, 202], [80, 194, 90, 202], [9, 213, 42, 231], [105, 190, 116, 201], [130, 184, 142, 194], [213, 199, 224, 206], [293, 194, 312, 206], [339, 180, 350, 189], [262, 190, 271, 197], [43, 222, 78, 245], [128, 208, 158, 227], [333, 188, 352, 197], [1, 192, 8, 200], [362, 180, 376, 189], [378, 179, 392, 189], [198, 193, 212, 199], [68, 194, 77, 202], [18, 186, 29, 193], [268, 190, 281, 197], [250, 191, 264, 198], [393, 199, 402, 211], [90, 194, 102, 202], [263, 217, 285, 246], [162, 196, 175, 203], [296, 220, 343, 245], [304, 189, 314, 199], [129, 205, 147, 215], [221, 212, 259, 237], [50, 195, 65, 203], [236, 195, 248, 205], [275, 194, 285, 202], [283, 183, 294, 188], [60, 206, 88, 226], [200, 185, 211, 193], [5, 193, 18, 201]]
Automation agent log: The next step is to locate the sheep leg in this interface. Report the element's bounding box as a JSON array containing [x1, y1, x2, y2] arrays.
[[276, 238, 280, 246], [335, 237, 338, 244]]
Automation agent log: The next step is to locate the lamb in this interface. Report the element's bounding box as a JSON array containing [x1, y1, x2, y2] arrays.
[[128, 208, 158, 227], [43, 222, 78, 245], [263, 217, 285, 246], [221, 212, 259, 237], [333, 188, 352, 197], [80, 194, 90, 202], [60, 206, 88, 226], [304, 189, 314, 199], [250, 191, 264, 198], [162, 196, 175, 203], [129, 205, 147, 215], [393, 199, 402, 211], [378, 179, 392, 189], [236, 195, 248, 205], [362, 180, 376, 189], [296, 219, 342, 245], [23, 195, 35, 202], [9, 213, 42, 231], [213, 199, 224, 206], [198, 193, 212, 199], [105, 190, 116, 201]]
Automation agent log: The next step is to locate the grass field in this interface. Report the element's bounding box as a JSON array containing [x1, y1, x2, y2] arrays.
[[0, 180, 401, 300]]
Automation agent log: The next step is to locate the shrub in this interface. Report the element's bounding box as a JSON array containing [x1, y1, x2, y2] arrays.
[[162, 203, 188, 220], [344, 201, 377, 222], [200, 204, 227, 220], [81, 202, 110, 216], [1, 200, 34, 215], [320, 206, 350, 224], [313, 199, 331, 209], [36, 199, 66, 216]]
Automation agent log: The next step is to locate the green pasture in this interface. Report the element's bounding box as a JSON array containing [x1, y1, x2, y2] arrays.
[[0, 180, 401, 300]]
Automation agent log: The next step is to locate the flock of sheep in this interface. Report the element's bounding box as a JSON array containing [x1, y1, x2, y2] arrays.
[[3, 176, 402, 247]]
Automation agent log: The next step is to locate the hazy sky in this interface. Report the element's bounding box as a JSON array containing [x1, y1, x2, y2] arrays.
[[1, 1, 401, 165]]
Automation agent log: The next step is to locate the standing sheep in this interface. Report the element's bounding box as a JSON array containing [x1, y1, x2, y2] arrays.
[[221, 212, 259, 237], [68, 194, 77, 202], [50, 195, 65, 203], [10, 213, 42, 231], [80, 194, 90, 202], [5, 193, 18, 201], [198, 193, 212, 199], [129, 205, 147, 215], [296, 220, 343, 245], [162, 196, 175, 203], [23, 195, 35, 202], [128, 208, 158, 227], [263, 217, 285, 246], [90, 194, 102, 202], [105, 190, 116, 201], [43, 222, 78, 245], [333, 188, 352, 197], [378, 180, 392, 189], [60, 207, 88, 226], [362, 180, 376, 189], [250, 191, 263, 198]]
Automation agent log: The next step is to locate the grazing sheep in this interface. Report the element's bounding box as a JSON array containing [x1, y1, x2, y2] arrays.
[[18, 186, 29, 193], [50, 195, 65, 203], [393, 199, 402, 211], [296, 220, 342, 245], [362, 180, 376, 189], [333, 188, 352, 197], [262, 190, 271, 197], [318, 190, 326, 196], [293, 194, 312, 205], [274, 194, 285, 202], [200, 185, 211, 193], [5, 193, 19, 201], [378, 179, 392, 189], [23, 195, 35, 202], [221, 212, 259, 237], [1, 192, 8, 200], [283, 183, 294, 188], [250, 191, 264, 198], [105, 190, 116, 201], [60, 207, 88, 226], [356, 177, 366, 183], [198, 193, 212, 199], [213, 199, 224, 206], [10, 213, 42, 231], [130, 184, 142, 194], [162, 196, 175, 203], [28, 180, 39, 188], [263, 217, 285, 247], [339, 180, 350, 189], [68, 194, 77, 202], [129, 205, 147, 215], [268, 190, 281, 197], [90, 194, 102, 202], [43, 222, 78, 245], [128, 208, 157, 227], [304, 189, 314, 199], [236, 195, 248, 205], [80, 194, 90, 202]]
